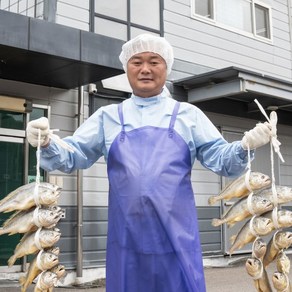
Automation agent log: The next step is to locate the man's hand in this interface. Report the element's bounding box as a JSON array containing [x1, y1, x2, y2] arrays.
[[241, 122, 272, 150], [26, 117, 50, 147]]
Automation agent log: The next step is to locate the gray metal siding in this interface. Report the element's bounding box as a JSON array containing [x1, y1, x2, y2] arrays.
[[197, 207, 221, 253], [58, 206, 108, 268], [164, 0, 292, 81]]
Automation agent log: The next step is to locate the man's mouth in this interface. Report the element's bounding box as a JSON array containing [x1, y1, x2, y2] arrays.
[[139, 78, 153, 81]]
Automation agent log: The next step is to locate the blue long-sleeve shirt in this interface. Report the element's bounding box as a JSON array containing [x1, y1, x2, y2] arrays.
[[40, 94, 252, 177]]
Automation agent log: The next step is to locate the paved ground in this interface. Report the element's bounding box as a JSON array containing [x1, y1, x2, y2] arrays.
[[0, 255, 287, 291]]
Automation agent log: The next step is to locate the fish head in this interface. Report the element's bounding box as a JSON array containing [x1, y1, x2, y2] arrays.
[[249, 172, 271, 190], [40, 228, 61, 247], [253, 197, 273, 213], [245, 258, 262, 278], [272, 272, 289, 291], [38, 208, 62, 227], [40, 271, 58, 287], [254, 217, 273, 236], [45, 246, 60, 256], [43, 252, 59, 269], [39, 189, 61, 206], [51, 264, 66, 278], [278, 210, 292, 227], [252, 238, 267, 259], [276, 231, 292, 249], [47, 205, 62, 214], [276, 251, 290, 274]]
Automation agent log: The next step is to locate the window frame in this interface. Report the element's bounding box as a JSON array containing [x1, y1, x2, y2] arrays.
[[90, 0, 164, 40], [191, 0, 272, 42]]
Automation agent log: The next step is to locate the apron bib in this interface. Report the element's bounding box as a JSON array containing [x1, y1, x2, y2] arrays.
[[106, 101, 206, 292]]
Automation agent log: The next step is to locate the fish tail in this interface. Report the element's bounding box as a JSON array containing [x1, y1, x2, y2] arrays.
[[0, 228, 6, 236], [19, 276, 27, 292], [227, 222, 235, 228], [230, 235, 237, 245], [8, 255, 17, 267], [212, 218, 224, 227], [208, 196, 218, 206], [229, 242, 239, 255]]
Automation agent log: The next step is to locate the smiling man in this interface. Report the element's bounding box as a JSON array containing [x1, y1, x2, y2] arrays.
[[126, 52, 167, 97], [26, 34, 273, 292]]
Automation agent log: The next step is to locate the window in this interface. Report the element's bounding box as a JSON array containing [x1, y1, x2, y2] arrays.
[[92, 0, 163, 41], [192, 0, 271, 40]]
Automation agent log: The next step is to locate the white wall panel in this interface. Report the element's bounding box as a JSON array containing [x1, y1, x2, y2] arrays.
[[56, 1, 89, 31], [164, 0, 292, 81]]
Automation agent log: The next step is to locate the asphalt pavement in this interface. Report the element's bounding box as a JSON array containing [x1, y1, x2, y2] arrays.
[[0, 255, 288, 291]]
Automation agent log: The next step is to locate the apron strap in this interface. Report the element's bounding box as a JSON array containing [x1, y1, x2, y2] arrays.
[[118, 103, 125, 141], [169, 102, 180, 138]]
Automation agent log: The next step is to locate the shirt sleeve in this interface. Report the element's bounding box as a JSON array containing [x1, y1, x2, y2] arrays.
[[187, 104, 254, 177], [40, 107, 106, 173]]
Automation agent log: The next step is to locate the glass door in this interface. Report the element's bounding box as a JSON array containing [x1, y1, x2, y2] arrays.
[[0, 136, 24, 266]]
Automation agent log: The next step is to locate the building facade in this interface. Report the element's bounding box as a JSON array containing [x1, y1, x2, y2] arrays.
[[0, 0, 292, 285]]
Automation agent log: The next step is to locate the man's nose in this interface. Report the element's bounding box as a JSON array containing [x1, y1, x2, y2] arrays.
[[141, 62, 151, 73]]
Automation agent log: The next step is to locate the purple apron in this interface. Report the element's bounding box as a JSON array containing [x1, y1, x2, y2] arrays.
[[106, 101, 206, 292]]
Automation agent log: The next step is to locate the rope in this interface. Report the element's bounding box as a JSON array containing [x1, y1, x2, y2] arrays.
[[245, 169, 252, 192], [251, 237, 261, 259], [34, 228, 43, 250], [249, 215, 259, 237], [33, 207, 42, 228], [36, 249, 46, 271], [272, 230, 282, 251], [253, 100, 282, 231], [272, 207, 280, 230], [33, 129, 41, 207], [254, 99, 284, 163], [252, 260, 264, 280], [247, 192, 255, 215], [36, 271, 46, 289]]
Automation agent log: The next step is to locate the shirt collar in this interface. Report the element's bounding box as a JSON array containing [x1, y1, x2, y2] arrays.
[[132, 92, 166, 106]]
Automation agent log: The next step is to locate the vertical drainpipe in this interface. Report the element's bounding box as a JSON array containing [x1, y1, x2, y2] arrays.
[[76, 86, 84, 282], [288, 0, 292, 75]]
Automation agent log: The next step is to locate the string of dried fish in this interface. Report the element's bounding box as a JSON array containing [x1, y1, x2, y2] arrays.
[[210, 100, 289, 292]]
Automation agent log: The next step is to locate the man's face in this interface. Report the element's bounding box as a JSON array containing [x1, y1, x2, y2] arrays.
[[126, 52, 167, 98]]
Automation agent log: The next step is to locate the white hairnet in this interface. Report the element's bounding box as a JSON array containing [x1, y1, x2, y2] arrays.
[[119, 34, 174, 75]]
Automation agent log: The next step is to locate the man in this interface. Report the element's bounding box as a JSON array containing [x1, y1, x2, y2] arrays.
[[27, 34, 272, 292]]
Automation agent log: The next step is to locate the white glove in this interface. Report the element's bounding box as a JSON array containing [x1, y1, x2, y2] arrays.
[[241, 122, 272, 150], [26, 117, 50, 147]]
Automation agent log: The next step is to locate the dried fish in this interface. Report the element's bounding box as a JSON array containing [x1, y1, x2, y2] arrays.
[[276, 251, 290, 274], [245, 257, 272, 292], [272, 272, 291, 292], [252, 238, 267, 261], [229, 216, 273, 254], [8, 228, 61, 267], [263, 231, 292, 267], [0, 182, 61, 213], [19, 250, 59, 292], [0, 206, 63, 235], [212, 194, 273, 228], [34, 271, 57, 292], [208, 172, 271, 205]]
